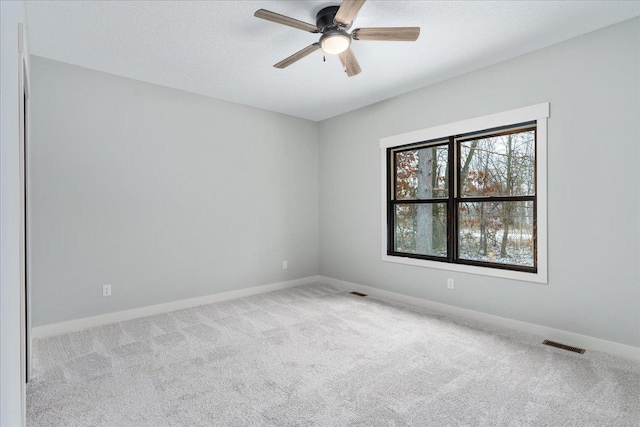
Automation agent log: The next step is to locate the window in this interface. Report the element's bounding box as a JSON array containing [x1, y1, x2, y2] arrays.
[[381, 104, 548, 283]]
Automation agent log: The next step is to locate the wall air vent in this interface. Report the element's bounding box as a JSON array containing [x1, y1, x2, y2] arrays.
[[542, 340, 585, 354]]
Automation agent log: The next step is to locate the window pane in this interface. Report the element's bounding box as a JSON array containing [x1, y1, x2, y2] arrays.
[[394, 203, 447, 257], [395, 145, 448, 200], [458, 201, 534, 267], [460, 130, 535, 197]]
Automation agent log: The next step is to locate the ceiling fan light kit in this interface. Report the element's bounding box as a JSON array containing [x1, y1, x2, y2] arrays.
[[254, 0, 420, 77], [320, 30, 351, 55]]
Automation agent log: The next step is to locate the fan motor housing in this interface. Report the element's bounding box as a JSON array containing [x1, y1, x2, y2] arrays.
[[316, 5, 351, 32]]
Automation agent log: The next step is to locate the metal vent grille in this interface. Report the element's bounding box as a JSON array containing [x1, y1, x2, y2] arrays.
[[542, 340, 585, 354], [350, 291, 368, 297]]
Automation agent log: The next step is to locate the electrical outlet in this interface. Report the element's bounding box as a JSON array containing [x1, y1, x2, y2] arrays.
[[447, 278, 454, 289], [102, 284, 112, 297], [282, 261, 288, 269]]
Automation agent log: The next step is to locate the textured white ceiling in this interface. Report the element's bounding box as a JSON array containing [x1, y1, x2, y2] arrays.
[[25, 1, 640, 121]]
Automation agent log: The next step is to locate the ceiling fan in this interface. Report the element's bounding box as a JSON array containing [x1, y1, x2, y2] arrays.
[[254, 0, 420, 77]]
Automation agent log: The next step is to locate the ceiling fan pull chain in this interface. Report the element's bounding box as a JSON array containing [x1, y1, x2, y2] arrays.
[[323, 55, 326, 62]]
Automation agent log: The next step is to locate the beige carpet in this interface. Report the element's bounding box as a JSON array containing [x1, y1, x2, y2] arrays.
[[27, 283, 640, 426]]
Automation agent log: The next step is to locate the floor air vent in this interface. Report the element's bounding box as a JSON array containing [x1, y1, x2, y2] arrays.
[[350, 291, 368, 297], [542, 340, 585, 354]]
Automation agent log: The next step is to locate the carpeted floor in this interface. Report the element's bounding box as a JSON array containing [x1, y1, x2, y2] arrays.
[[27, 283, 640, 426]]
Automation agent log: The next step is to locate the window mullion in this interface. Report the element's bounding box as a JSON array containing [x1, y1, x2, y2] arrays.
[[449, 136, 457, 262]]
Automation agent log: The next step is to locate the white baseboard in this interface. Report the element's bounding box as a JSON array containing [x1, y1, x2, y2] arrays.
[[320, 276, 640, 362], [32, 276, 321, 339]]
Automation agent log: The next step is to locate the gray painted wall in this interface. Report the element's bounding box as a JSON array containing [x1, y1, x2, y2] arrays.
[[318, 18, 640, 347], [30, 57, 319, 326]]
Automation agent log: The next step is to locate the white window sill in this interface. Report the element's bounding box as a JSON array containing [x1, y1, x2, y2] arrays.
[[382, 254, 548, 284]]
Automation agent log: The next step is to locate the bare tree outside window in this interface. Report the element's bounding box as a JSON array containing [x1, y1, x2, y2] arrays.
[[458, 130, 535, 266], [394, 144, 448, 257]]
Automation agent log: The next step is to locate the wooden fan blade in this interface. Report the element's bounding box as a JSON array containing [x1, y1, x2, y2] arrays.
[[338, 47, 362, 77], [353, 27, 420, 41], [274, 43, 321, 69], [254, 9, 318, 33], [334, 0, 366, 26]]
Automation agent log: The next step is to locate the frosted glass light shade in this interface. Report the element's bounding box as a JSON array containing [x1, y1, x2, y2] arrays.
[[321, 34, 350, 55]]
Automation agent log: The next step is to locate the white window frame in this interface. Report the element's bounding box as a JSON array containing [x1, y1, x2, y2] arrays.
[[380, 103, 549, 284]]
